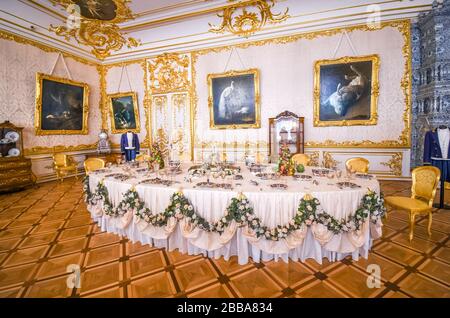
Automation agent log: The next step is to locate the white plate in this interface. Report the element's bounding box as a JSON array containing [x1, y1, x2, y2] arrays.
[[8, 148, 20, 157], [5, 131, 19, 142]]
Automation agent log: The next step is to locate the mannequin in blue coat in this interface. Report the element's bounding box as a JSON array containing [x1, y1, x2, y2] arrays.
[[120, 131, 140, 162], [423, 126, 450, 182]]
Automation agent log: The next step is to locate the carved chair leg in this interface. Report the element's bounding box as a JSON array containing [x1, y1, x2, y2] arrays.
[[384, 205, 390, 220], [427, 211, 432, 237], [409, 212, 416, 242]]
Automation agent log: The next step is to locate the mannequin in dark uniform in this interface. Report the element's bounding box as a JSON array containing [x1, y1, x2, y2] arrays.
[[120, 131, 140, 162]]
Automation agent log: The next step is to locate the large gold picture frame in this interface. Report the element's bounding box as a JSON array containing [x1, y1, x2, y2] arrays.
[[35, 73, 89, 135], [207, 68, 260, 129], [313, 55, 380, 127], [108, 91, 140, 134]]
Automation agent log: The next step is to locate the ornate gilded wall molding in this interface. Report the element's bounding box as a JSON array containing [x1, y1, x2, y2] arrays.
[[381, 152, 403, 176], [148, 53, 190, 94], [192, 19, 412, 150], [49, 0, 140, 59], [97, 64, 108, 131], [142, 59, 152, 148], [209, 0, 289, 38], [24, 144, 97, 156]]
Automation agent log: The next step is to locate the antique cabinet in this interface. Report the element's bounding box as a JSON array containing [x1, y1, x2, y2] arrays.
[[269, 111, 304, 163], [0, 121, 35, 192]]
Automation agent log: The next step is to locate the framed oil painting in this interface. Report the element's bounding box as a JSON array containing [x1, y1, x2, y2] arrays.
[[313, 55, 380, 127], [35, 73, 89, 135], [208, 68, 260, 129], [73, 0, 118, 21], [108, 92, 140, 134]]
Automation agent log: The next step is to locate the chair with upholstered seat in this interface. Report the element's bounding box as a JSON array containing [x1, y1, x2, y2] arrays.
[[136, 154, 151, 162], [53, 153, 78, 182], [291, 153, 310, 166], [384, 166, 440, 241], [345, 157, 369, 173], [84, 158, 105, 175]]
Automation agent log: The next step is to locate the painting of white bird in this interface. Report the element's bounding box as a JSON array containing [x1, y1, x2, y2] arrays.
[[208, 69, 260, 129]]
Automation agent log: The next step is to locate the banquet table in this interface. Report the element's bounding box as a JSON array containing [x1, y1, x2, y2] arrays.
[[86, 164, 383, 265]]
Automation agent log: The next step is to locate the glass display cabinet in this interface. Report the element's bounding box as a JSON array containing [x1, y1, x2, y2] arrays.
[[269, 111, 304, 163], [0, 121, 35, 192]]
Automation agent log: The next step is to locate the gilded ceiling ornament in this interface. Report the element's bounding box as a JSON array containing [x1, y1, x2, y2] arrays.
[[49, 0, 140, 59], [148, 53, 190, 94], [209, 0, 289, 38]]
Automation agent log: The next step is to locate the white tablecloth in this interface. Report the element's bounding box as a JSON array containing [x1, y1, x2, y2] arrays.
[[87, 164, 382, 265]]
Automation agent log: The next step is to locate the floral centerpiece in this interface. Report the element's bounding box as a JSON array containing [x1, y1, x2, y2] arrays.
[[278, 143, 295, 176], [149, 142, 165, 169]]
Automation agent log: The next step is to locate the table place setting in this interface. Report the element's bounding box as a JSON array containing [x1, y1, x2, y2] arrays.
[[85, 160, 383, 265]]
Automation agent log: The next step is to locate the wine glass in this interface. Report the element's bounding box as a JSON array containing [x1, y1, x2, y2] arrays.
[[336, 170, 342, 180], [326, 171, 335, 185]]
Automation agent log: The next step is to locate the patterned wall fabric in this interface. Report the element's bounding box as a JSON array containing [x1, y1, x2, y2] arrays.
[[0, 39, 101, 152]]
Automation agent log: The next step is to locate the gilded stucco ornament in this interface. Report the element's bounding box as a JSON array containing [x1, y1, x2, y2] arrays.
[[148, 53, 190, 94], [49, 0, 140, 59], [381, 152, 403, 176], [209, 0, 289, 37]]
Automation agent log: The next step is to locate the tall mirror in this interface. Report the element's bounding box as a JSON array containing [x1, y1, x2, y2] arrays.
[[269, 111, 304, 163]]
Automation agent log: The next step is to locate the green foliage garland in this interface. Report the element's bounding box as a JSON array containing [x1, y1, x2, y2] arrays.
[[84, 176, 385, 241]]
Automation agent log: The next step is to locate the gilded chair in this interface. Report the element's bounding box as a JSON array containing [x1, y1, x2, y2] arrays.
[[291, 153, 310, 166], [53, 153, 78, 182], [84, 158, 105, 175], [136, 154, 151, 162], [345, 157, 369, 173], [384, 166, 440, 241]]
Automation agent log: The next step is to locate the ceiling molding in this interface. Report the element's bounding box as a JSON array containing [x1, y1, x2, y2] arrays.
[[0, 0, 434, 64]]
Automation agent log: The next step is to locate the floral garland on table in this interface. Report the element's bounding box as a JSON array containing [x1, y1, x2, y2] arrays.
[[84, 175, 386, 241], [84, 177, 114, 216], [83, 176, 92, 202], [115, 189, 145, 217]]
